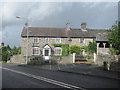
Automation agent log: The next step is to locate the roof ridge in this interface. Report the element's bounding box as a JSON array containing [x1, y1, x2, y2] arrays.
[[28, 27, 65, 29]]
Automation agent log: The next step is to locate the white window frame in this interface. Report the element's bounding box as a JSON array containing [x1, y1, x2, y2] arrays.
[[45, 37, 49, 43], [55, 38, 61, 43], [54, 47, 62, 56], [33, 47, 40, 55], [33, 37, 39, 43]]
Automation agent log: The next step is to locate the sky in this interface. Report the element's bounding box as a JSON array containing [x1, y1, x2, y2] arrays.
[[0, 1, 118, 48]]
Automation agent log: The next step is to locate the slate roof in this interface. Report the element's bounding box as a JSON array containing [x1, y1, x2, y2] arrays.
[[21, 27, 108, 38], [22, 27, 67, 37]]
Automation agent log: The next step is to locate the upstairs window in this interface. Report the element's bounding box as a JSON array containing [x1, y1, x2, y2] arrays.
[[33, 37, 39, 43], [55, 38, 61, 43], [54, 47, 62, 56], [80, 38, 84, 43], [33, 47, 39, 55], [45, 37, 49, 43]]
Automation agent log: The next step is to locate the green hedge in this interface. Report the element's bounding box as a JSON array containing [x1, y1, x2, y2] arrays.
[[69, 45, 81, 55]]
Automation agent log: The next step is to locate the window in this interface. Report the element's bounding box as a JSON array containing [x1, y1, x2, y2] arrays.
[[45, 37, 49, 43], [55, 38, 61, 43], [54, 47, 62, 56], [80, 38, 84, 43], [33, 37, 39, 43], [33, 47, 39, 55]]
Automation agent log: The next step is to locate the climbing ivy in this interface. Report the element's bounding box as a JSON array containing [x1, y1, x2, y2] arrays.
[[52, 43, 69, 56]]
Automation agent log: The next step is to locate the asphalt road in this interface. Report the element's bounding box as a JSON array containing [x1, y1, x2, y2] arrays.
[[2, 64, 119, 89]]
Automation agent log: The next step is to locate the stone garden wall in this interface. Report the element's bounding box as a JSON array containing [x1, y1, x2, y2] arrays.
[[10, 55, 26, 64], [50, 54, 73, 64], [96, 54, 115, 66]]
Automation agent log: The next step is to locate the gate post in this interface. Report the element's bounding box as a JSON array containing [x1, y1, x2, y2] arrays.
[[73, 53, 76, 63], [94, 53, 96, 63]]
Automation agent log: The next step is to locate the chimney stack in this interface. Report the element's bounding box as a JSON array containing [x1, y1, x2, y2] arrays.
[[66, 21, 70, 30], [25, 21, 28, 28], [81, 22, 87, 31], [1, 42, 4, 47]]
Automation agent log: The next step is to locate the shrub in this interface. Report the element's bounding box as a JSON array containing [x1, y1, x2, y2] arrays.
[[69, 45, 81, 54], [50, 56, 62, 65], [87, 42, 97, 53], [28, 56, 44, 65], [62, 44, 69, 56]]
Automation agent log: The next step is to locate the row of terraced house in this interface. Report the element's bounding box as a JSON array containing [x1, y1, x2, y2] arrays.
[[20, 22, 110, 63]]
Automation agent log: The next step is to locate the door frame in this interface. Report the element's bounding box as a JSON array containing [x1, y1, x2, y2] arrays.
[[42, 44, 51, 60]]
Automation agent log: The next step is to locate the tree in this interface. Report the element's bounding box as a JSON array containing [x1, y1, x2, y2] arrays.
[[17, 47, 21, 54], [83, 42, 97, 60], [69, 45, 81, 54], [108, 23, 120, 55], [12, 46, 17, 55], [87, 42, 97, 54], [6, 44, 11, 50], [2, 46, 8, 62]]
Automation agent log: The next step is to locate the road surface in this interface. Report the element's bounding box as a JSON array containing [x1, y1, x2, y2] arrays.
[[1, 64, 119, 89]]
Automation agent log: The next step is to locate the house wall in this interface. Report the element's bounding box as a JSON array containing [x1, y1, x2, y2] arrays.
[[69, 38, 93, 46], [97, 42, 110, 55], [97, 48, 109, 55], [21, 37, 94, 56]]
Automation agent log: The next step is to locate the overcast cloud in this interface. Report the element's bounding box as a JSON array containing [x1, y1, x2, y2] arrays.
[[0, 2, 118, 47]]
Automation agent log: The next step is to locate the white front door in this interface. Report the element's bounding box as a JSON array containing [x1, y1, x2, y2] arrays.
[[44, 49, 49, 60], [43, 45, 51, 60]]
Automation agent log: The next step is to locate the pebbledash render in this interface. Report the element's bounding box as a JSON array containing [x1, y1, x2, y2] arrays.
[[21, 22, 109, 60]]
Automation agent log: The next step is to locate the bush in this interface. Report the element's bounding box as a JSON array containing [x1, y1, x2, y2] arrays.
[[62, 44, 69, 56], [87, 42, 97, 54], [69, 45, 81, 54], [84, 53, 94, 59], [51, 60, 58, 65], [50, 56, 62, 65], [28, 56, 44, 65]]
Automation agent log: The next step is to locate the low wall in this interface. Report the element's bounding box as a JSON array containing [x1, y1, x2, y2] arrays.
[[51, 55, 73, 64], [60, 55, 73, 64], [96, 54, 115, 66], [10, 54, 73, 64], [10, 55, 26, 64]]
